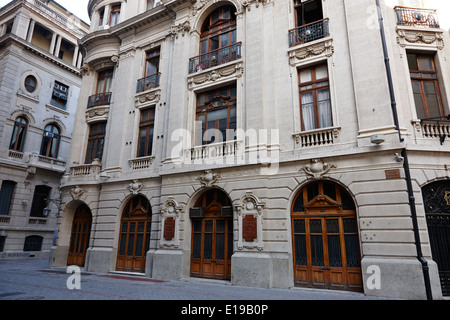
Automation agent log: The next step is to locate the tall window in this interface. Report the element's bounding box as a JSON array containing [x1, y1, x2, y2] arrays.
[[86, 122, 106, 163], [298, 64, 332, 131], [408, 53, 445, 119], [9, 117, 28, 152], [200, 6, 237, 55], [138, 108, 155, 157], [30, 185, 51, 218], [0, 180, 16, 216], [110, 5, 121, 26], [97, 69, 113, 94], [40, 124, 61, 158], [196, 84, 237, 145], [294, 0, 323, 27], [137, 48, 160, 92]]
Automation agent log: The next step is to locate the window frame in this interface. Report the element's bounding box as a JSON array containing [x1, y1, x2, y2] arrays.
[[298, 63, 333, 131], [0, 180, 16, 216], [110, 5, 121, 27], [30, 185, 52, 218], [407, 53, 446, 119], [196, 84, 237, 145], [96, 69, 114, 94], [40, 123, 61, 159], [85, 122, 107, 163], [137, 107, 155, 158], [9, 116, 28, 152], [294, 0, 324, 27]]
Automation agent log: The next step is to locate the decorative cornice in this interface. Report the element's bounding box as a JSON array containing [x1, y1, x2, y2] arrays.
[[289, 38, 334, 67], [396, 28, 444, 50]]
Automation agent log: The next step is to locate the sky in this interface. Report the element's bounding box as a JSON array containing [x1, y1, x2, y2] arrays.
[[0, 0, 91, 24]]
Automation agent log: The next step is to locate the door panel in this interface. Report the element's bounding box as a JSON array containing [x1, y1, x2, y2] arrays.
[[67, 206, 92, 267]]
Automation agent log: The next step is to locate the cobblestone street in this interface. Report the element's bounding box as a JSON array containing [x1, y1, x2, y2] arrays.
[[0, 259, 390, 301]]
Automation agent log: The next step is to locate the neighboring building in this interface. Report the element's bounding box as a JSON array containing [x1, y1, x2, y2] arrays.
[[49, 0, 449, 300], [0, 0, 89, 259]]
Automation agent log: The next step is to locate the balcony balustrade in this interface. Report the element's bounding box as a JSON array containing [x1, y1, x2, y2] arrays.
[[136, 73, 161, 93], [87, 92, 112, 109], [190, 140, 238, 161], [189, 42, 242, 74], [289, 18, 329, 48], [395, 6, 439, 28]]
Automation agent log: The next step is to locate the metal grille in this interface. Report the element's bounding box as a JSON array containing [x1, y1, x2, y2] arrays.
[[289, 18, 329, 47]]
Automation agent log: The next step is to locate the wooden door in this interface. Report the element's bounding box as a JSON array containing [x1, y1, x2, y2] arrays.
[[292, 181, 363, 292], [190, 189, 233, 280], [116, 196, 152, 273], [67, 205, 92, 267]]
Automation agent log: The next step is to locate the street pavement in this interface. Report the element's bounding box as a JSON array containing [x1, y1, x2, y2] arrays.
[[0, 258, 393, 301]]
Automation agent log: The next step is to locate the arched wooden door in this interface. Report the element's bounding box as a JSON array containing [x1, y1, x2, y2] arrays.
[[116, 195, 152, 273], [67, 204, 92, 267], [422, 180, 450, 296], [291, 181, 363, 292], [190, 189, 233, 280]]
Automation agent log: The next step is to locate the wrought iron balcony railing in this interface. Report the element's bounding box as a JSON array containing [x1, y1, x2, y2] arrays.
[[189, 42, 242, 74], [289, 18, 329, 48], [87, 92, 112, 109], [136, 73, 161, 93], [395, 6, 439, 28]]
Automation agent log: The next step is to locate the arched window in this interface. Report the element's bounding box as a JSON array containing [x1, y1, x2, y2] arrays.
[[40, 124, 61, 158], [189, 5, 240, 72], [9, 117, 28, 152]]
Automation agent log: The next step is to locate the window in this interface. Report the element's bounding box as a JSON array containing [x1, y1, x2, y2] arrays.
[[0, 236, 5, 252], [407, 53, 445, 119], [99, 8, 105, 26], [24, 75, 37, 93], [51, 81, 69, 109], [147, 0, 157, 10], [0, 181, 16, 216], [23, 236, 43, 252], [200, 6, 237, 56], [136, 48, 161, 92], [110, 5, 121, 26], [9, 117, 28, 152], [138, 108, 155, 157], [196, 84, 237, 145], [30, 186, 51, 218], [40, 124, 61, 158], [294, 0, 323, 27], [298, 64, 332, 131], [85, 122, 106, 163], [97, 69, 114, 94]]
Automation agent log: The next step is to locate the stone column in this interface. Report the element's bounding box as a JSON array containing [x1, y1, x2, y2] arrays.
[[72, 46, 79, 66], [26, 19, 35, 42], [54, 35, 62, 57], [49, 33, 57, 54]]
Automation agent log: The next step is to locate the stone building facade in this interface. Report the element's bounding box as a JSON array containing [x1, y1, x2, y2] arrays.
[[0, 0, 88, 259], [50, 0, 449, 299]]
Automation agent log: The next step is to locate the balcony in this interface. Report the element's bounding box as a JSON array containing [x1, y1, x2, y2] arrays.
[[395, 7, 439, 28], [28, 153, 66, 173], [289, 19, 329, 48], [419, 116, 450, 145], [190, 140, 238, 161], [129, 156, 155, 170], [293, 127, 341, 148], [87, 92, 112, 109], [136, 73, 161, 93], [189, 42, 242, 74]]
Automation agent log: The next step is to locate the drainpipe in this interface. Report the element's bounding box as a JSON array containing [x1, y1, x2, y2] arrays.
[[375, 0, 433, 300]]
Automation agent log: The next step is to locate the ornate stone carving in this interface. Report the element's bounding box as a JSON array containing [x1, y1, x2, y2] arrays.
[[135, 89, 161, 106], [160, 196, 182, 218], [236, 192, 265, 251], [302, 159, 336, 179], [396, 29, 444, 50], [188, 62, 244, 90], [168, 21, 191, 39], [289, 39, 334, 66], [197, 170, 220, 187], [70, 186, 85, 200], [128, 180, 143, 195]]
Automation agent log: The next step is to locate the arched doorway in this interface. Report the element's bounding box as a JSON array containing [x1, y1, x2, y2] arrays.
[[190, 188, 233, 280], [116, 195, 152, 273], [291, 181, 362, 292], [67, 204, 92, 267], [422, 180, 450, 296]]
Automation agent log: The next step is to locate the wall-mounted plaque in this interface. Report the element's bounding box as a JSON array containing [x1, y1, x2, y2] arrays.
[[164, 217, 175, 241], [242, 214, 257, 242]]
